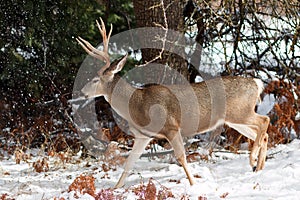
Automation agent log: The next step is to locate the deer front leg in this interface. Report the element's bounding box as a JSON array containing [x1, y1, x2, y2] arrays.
[[115, 132, 151, 188]]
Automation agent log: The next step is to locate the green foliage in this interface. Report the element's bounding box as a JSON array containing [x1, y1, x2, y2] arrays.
[[0, 0, 133, 102], [1, 1, 101, 100], [0, 0, 134, 134]]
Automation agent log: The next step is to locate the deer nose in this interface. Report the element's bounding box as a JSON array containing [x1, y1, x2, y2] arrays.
[[82, 93, 89, 99], [79, 91, 89, 99]]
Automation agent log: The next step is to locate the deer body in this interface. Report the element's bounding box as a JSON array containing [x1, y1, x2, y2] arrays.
[[77, 19, 269, 188]]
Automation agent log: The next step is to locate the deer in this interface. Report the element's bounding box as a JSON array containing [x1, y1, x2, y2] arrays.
[[76, 18, 270, 188]]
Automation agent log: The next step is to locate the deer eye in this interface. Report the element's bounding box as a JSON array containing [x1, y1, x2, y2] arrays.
[[92, 79, 99, 83]]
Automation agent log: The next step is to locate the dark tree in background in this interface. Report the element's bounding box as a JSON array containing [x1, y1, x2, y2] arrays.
[[133, 0, 190, 81]]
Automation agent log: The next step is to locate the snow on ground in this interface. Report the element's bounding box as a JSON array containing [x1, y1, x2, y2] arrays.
[[1, 139, 300, 200]]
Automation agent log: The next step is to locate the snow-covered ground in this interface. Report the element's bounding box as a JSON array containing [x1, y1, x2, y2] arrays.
[[1, 139, 300, 200]]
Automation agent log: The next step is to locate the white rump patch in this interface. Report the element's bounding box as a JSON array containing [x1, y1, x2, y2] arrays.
[[254, 78, 264, 95]]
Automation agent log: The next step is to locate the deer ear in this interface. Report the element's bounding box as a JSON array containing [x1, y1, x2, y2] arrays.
[[104, 53, 128, 76]]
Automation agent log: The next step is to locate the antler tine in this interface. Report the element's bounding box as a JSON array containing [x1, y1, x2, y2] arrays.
[[96, 18, 113, 54], [95, 18, 113, 75], [76, 37, 108, 61], [76, 18, 113, 76]]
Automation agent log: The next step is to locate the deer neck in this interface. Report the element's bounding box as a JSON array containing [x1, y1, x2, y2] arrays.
[[105, 75, 137, 122]]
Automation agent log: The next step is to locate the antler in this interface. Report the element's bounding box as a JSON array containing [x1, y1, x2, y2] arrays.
[[76, 18, 113, 76]]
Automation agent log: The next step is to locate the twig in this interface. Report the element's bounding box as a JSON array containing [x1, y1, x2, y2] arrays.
[[136, 0, 168, 68]]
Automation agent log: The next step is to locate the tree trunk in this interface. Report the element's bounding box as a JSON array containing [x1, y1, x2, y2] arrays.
[[133, 0, 189, 82]]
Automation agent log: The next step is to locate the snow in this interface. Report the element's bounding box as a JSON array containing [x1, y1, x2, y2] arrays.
[[1, 139, 300, 199], [296, 112, 300, 121], [256, 94, 276, 115]]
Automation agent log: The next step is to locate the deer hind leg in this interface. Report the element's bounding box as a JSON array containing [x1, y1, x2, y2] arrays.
[[165, 130, 195, 185], [226, 114, 269, 171], [115, 130, 151, 188], [251, 114, 269, 171]]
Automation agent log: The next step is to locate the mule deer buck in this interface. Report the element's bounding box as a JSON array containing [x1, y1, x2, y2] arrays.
[[76, 18, 269, 188]]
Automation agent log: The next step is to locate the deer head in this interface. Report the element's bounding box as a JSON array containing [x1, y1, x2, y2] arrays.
[[76, 18, 128, 99]]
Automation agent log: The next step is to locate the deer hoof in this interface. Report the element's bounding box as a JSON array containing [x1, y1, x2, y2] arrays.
[[252, 166, 257, 172]]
